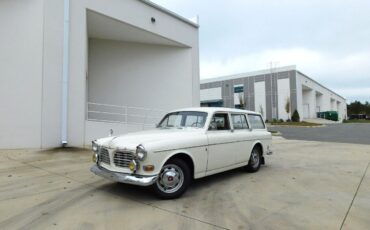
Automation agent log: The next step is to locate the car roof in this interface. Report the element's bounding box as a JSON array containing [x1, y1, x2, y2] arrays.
[[169, 107, 261, 115]]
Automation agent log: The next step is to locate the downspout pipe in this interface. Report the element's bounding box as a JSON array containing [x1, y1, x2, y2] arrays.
[[61, 0, 70, 146]]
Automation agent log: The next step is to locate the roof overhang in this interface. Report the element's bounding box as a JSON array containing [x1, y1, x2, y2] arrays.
[[87, 10, 188, 47]]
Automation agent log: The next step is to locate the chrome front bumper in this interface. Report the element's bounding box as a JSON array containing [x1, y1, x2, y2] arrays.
[[90, 165, 158, 186]]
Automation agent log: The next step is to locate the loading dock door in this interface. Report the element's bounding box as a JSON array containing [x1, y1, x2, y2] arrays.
[[303, 104, 310, 118]]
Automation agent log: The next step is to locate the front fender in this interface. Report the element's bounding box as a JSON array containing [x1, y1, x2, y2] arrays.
[[154, 146, 207, 179]]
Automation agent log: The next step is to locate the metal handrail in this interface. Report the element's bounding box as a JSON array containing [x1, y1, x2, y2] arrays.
[[87, 102, 165, 126]]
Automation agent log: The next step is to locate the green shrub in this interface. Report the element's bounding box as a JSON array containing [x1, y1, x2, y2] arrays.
[[292, 110, 300, 122], [279, 119, 284, 122], [272, 118, 278, 123]]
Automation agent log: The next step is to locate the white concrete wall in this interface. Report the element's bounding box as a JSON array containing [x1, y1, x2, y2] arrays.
[[69, 0, 199, 146], [41, 0, 64, 148], [0, 0, 44, 148], [302, 89, 315, 118], [200, 88, 222, 101], [254, 81, 267, 120], [315, 93, 323, 112], [297, 73, 347, 121], [277, 78, 291, 120], [88, 39, 192, 108], [86, 39, 193, 140], [0, 0, 199, 148]]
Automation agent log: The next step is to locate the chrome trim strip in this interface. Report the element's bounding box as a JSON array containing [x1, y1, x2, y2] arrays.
[[90, 165, 157, 186], [154, 138, 270, 153]]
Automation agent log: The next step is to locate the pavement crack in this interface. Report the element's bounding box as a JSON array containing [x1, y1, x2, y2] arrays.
[[146, 204, 230, 230], [5, 154, 230, 229], [339, 161, 370, 230]]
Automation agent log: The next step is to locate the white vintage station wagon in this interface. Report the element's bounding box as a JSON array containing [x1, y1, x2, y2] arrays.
[[91, 107, 272, 199]]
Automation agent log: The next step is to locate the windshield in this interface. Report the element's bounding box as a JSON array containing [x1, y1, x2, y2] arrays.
[[158, 111, 208, 128]]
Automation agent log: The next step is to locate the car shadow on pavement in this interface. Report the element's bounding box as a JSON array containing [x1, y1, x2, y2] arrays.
[[92, 166, 259, 202]]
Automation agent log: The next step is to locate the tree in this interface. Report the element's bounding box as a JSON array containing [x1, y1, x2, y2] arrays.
[[347, 100, 370, 115], [259, 105, 264, 117], [285, 97, 291, 119], [238, 93, 245, 109], [291, 109, 300, 122]]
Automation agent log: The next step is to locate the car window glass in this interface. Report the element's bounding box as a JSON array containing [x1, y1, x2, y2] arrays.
[[231, 114, 243, 129], [209, 113, 230, 130], [158, 111, 207, 128], [240, 115, 249, 129], [166, 114, 182, 127], [185, 115, 205, 128], [247, 114, 265, 129], [231, 114, 249, 129]]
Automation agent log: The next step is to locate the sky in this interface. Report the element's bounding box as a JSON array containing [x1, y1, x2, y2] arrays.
[[151, 0, 370, 103]]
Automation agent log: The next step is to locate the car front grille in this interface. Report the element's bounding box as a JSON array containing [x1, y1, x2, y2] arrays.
[[99, 148, 110, 164], [114, 151, 135, 168]]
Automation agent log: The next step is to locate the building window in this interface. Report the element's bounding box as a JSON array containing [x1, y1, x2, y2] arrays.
[[200, 100, 224, 107], [234, 84, 245, 109]]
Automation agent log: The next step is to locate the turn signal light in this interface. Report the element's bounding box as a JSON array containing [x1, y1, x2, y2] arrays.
[[143, 165, 155, 172], [92, 153, 98, 163]]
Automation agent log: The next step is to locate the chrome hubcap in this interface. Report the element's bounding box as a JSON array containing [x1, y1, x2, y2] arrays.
[[156, 164, 184, 194], [250, 150, 260, 167]]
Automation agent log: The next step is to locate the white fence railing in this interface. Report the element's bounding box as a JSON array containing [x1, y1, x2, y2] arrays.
[[87, 102, 166, 126]]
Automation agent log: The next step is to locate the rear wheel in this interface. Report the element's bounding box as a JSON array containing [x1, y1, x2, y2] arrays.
[[152, 158, 190, 199], [245, 146, 262, 173]]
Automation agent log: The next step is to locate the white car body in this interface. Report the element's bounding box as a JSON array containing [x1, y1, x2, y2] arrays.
[[91, 107, 272, 193]]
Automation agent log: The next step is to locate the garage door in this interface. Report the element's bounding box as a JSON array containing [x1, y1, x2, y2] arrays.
[[303, 104, 310, 118]]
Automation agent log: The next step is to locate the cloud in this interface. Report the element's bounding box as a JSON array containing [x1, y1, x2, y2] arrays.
[[152, 0, 370, 102], [200, 48, 370, 101], [334, 88, 370, 103]]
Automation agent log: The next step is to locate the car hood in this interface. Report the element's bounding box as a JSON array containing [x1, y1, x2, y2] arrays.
[[97, 128, 205, 151]]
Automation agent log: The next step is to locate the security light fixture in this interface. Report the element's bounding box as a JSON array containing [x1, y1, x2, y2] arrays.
[[151, 17, 156, 23]]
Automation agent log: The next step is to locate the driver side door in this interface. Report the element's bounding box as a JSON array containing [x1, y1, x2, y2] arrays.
[[206, 112, 238, 174]]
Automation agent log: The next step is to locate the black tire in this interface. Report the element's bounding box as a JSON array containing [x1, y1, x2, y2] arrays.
[[245, 146, 262, 173], [152, 158, 191, 199]]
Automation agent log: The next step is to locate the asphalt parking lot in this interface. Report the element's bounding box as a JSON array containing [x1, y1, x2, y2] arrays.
[[1, 138, 370, 230], [268, 123, 370, 145]]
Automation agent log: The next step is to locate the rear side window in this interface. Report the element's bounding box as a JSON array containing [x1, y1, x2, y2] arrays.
[[231, 114, 249, 129], [209, 113, 230, 130], [247, 114, 265, 129]]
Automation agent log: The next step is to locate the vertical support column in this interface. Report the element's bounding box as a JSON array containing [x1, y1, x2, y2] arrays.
[[265, 74, 272, 121], [221, 80, 233, 108], [61, 0, 70, 146]]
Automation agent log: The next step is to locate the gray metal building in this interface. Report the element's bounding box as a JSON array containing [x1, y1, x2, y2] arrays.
[[200, 66, 346, 121]]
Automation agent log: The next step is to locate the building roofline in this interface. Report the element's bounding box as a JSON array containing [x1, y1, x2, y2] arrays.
[[200, 65, 346, 101], [296, 71, 346, 101], [139, 0, 199, 28], [200, 65, 296, 84]]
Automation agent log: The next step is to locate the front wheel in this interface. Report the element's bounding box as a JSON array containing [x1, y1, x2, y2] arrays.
[[245, 146, 262, 173], [152, 158, 190, 199]]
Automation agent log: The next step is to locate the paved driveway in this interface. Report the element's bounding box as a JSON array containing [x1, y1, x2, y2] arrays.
[[1, 139, 370, 229], [268, 123, 370, 145]]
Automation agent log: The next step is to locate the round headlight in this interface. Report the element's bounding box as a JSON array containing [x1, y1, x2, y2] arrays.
[[136, 145, 147, 161], [92, 141, 99, 153]]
